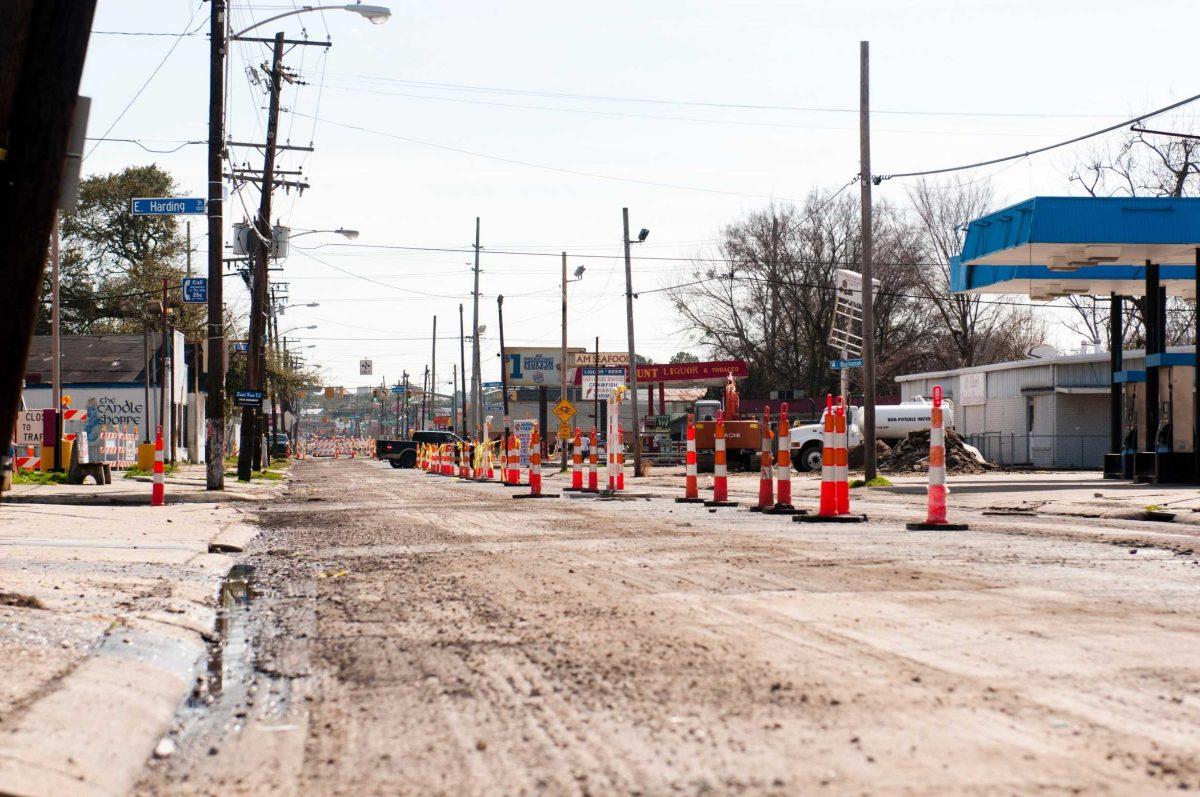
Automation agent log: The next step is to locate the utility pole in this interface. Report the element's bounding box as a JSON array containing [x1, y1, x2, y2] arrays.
[[560, 251, 569, 472], [420, 365, 429, 429], [51, 215, 62, 471], [236, 32, 284, 482], [470, 217, 482, 435], [430, 315, 437, 427], [205, 0, 226, 490], [593, 336, 600, 436], [451, 363, 458, 434], [401, 370, 409, 438], [458, 303, 467, 438], [498, 295, 510, 446], [622, 208, 642, 475], [160, 278, 169, 456], [858, 41, 878, 483]]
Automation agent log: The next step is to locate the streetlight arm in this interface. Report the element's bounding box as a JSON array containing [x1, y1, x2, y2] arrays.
[[233, 5, 389, 38]]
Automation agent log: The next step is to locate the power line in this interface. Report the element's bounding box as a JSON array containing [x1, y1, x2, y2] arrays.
[[84, 137, 204, 153], [291, 112, 807, 203], [83, 3, 208, 160], [878, 91, 1200, 181]]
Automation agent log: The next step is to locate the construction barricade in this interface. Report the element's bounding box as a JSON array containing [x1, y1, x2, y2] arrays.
[[150, 425, 165, 506], [564, 428, 585, 492], [586, 428, 599, 493], [750, 407, 774, 512], [795, 395, 866, 524], [907, 385, 968, 531], [766, 402, 798, 515]]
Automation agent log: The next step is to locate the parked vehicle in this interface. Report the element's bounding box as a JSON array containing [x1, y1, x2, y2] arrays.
[[376, 429, 467, 469], [269, 432, 290, 457], [788, 398, 954, 472]]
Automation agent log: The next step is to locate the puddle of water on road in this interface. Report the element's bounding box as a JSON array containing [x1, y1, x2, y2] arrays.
[[190, 564, 256, 704]]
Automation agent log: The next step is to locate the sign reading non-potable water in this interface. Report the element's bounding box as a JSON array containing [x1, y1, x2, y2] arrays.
[[130, 197, 206, 215]]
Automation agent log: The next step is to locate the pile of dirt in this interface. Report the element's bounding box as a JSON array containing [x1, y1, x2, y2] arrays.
[[848, 439, 892, 470], [878, 429, 996, 475]]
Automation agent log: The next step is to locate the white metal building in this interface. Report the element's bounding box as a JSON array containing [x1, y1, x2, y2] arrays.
[[896, 347, 1196, 469]]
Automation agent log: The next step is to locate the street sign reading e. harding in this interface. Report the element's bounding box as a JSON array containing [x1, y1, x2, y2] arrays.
[[130, 197, 206, 215]]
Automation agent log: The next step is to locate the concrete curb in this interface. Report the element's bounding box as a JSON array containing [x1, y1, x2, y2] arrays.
[[208, 522, 260, 553], [0, 619, 205, 797]]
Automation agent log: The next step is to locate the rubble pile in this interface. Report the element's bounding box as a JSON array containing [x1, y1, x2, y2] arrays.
[[878, 429, 996, 475]]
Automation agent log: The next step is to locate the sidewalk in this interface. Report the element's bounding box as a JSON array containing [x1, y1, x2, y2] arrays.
[[0, 464, 282, 797]]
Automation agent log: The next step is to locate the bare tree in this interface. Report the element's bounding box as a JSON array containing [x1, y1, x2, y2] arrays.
[[907, 178, 1044, 368]]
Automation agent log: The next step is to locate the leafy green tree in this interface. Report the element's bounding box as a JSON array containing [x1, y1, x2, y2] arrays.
[[37, 165, 203, 337], [669, 351, 699, 364]]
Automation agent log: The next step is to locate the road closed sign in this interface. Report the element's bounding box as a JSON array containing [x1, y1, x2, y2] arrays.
[[17, 410, 44, 446]]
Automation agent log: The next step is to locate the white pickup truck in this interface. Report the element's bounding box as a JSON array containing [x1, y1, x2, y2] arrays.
[[788, 398, 954, 472]]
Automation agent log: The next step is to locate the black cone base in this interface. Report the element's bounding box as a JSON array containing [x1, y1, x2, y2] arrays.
[[906, 521, 969, 531], [793, 513, 868, 523]]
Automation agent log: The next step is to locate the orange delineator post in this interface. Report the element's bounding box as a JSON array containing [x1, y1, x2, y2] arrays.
[[834, 398, 849, 514], [504, 434, 521, 486], [751, 407, 774, 512], [150, 425, 165, 507], [514, 426, 557, 499], [566, 428, 584, 491], [795, 394, 867, 524], [704, 412, 737, 507], [907, 385, 969, 531], [676, 413, 703, 503], [586, 428, 599, 493], [769, 402, 797, 514], [616, 427, 625, 491]]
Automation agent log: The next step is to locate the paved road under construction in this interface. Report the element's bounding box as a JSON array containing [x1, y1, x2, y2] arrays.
[[137, 458, 1200, 794]]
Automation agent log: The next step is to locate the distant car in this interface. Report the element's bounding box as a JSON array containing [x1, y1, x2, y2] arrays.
[[269, 432, 290, 457], [376, 429, 466, 469]]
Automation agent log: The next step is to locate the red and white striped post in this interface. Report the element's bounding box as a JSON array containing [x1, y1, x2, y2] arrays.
[[616, 426, 625, 491], [769, 402, 797, 514], [676, 413, 703, 503], [796, 394, 867, 524], [150, 425, 165, 507], [705, 411, 737, 507], [586, 427, 599, 493], [514, 426, 557, 498], [751, 407, 774, 512], [907, 385, 969, 531]]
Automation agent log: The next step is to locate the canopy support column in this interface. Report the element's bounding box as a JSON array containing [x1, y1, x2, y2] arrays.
[[1145, 261, 1160, 454], [1110, 292, 1122, 455]]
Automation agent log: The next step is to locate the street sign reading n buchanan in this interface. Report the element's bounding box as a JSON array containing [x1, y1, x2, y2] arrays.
[[131, 197, 206, 215]]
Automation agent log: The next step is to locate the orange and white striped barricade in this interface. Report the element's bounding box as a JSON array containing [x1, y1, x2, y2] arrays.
[[907, 385, 968, 531], [514, 426, 557, 499], [766, 402, 799, 514], [676, 413, 703, 503], [595, 432, 607, 494], [796, 395, 866, 524], [704, 412, 737, 508], [443, 444, 453, 476], [151, 425, 165, 506], [750, 407, 774, 512], [16, 445, 39, 471], [564, 428, 585, 492]]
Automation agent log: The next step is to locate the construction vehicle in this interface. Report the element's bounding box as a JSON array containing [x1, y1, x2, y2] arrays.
[[692, 376, 762, 472]]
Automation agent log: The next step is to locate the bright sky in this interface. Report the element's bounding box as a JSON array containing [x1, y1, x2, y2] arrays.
[[80, 0, 1198, 392]]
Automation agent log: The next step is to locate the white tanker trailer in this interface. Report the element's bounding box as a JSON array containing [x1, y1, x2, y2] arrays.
[[788, 397, 954, 472]]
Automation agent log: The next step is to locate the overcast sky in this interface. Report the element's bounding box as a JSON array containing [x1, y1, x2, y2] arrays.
[[79, 0, 1198, 391]]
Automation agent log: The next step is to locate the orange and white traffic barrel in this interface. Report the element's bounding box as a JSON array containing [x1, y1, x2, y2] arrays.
[[751, 407, 774, 512], [503, 433, 520, 486], [834, 398, 849, 514], [676, 413, 703, 503], [907, 385, 968, 531], [151, 425, 165, 507], [704, 411, 737, 507]]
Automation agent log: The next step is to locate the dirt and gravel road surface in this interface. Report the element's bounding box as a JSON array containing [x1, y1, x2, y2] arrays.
[[137, 458, 1200, 795]]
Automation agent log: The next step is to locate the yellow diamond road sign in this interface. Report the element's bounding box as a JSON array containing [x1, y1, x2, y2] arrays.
[[552, 399, 576, 423]]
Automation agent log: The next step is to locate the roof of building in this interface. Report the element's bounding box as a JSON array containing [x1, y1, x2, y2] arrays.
[[951, 196, 1200, 298], [24, 334, 153, 384], [896, 345, 1196, 383]]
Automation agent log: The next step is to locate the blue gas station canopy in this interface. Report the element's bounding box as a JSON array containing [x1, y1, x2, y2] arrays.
[[951, 196, 1200, 298]]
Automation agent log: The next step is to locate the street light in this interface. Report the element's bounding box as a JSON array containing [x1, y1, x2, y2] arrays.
[[289, 228, 360, 241], [283, 324, 318, 335], [622, 209, 649, 475], [233, 5, 390, 37]]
